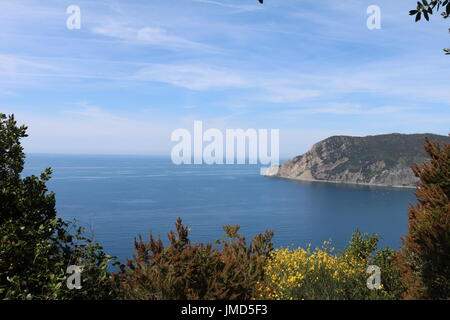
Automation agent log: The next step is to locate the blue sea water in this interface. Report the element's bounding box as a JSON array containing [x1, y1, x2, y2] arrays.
[[23, 154, 415, 263]]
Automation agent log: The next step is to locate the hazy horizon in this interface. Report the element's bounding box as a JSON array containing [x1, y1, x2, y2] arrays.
[[22, 131, 449, 158]]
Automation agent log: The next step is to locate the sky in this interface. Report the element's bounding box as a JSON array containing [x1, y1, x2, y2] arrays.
[[1, 0, 449, 157]]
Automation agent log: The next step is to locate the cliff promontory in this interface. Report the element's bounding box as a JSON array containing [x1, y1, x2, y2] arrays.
[[264, 133, 450, 187]]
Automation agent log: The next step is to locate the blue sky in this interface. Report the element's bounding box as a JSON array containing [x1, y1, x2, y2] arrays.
[[1, 0, 449, 157]]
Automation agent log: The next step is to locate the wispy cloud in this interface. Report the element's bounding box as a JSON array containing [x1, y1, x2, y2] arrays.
[[0, 89, 18, 96], [1, 0, 448, 155], [92, 22, 218, 52], [259, 87, 321, 103], [131, 64, 249, 90], [192, 0, 264, 12], [0, 54, 57, 76], [282, 103, 414, 116], [10, 104, 178, 154], [64, 102, 124, 121]]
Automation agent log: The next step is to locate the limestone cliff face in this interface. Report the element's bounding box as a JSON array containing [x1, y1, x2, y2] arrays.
[[266, 133, 450, 187]]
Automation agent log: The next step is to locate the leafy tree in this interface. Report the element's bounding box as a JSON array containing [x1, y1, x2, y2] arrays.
[[398, 137, 450, 299], [0, 113, 115, 299], [410, 0, 450, 54]]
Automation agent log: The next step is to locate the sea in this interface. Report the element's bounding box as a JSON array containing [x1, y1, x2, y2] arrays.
[[23, 154, 415, 263]]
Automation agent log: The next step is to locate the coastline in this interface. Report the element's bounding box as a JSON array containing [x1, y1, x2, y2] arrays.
[[268, 175, 417, 189]]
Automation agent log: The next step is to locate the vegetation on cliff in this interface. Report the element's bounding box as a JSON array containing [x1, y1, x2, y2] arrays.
[[275, 134, 450, 187]]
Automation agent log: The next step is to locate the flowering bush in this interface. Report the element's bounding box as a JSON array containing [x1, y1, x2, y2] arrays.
[[258, 231, 402, 300]]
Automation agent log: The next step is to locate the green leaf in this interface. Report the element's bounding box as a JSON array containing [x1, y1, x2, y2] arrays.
[[416, 12, 422, 21]]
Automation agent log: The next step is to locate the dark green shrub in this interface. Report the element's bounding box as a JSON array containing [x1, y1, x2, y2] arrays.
[[116, 218, 274, 299]]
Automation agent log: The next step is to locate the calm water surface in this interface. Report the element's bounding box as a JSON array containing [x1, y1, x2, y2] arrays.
[[24, 154, 415, 262]]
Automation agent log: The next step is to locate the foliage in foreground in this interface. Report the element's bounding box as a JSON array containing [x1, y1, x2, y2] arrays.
[[116, 218, 274, 300], [409, 0, 450, 54], [0, 113, 115, 299], [1, 112, 448, 300], [398, 137, 450, 299], [258, 232, 403, 300]]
